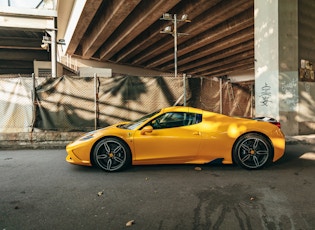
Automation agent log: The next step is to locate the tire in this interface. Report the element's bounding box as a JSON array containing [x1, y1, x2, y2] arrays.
[[92, 138, 131, 172], [233, 133, 273, 170]]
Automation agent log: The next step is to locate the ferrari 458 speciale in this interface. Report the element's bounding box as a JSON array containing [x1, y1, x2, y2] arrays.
[[66, 106, 285, 171]]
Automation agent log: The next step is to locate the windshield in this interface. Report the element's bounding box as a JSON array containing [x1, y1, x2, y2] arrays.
[[119, 110, 160, 130]]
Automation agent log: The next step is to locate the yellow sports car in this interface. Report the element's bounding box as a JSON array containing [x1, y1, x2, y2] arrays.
[[66, 106, 285, 171]]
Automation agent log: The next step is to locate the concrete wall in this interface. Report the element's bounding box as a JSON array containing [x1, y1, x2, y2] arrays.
[[298, 82, 315, 134], [278, 0, 299, 136], [298, 0, 315, 134], [255, 0, 315, 135]]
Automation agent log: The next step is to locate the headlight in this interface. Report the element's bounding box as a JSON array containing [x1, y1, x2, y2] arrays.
[[77, 131, 96, 141]]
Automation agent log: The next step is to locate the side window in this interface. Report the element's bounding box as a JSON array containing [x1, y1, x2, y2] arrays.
[[183, 113, 202, 126], [149, 112, 202, 129]]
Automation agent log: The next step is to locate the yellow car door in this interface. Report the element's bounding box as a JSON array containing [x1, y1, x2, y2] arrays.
[[132, 112, 202, 164]]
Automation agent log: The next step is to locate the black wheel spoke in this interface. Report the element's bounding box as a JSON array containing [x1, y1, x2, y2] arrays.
[[241, 154, 251, 163], [113, 156, 124, 163], [106, 159, 112, 170], [97, 154, 108, 160], [240, 143, 251, 151], [253, 138, 259, 150], [103, 142, 111, 153], [253, 156, 260, 167], [113, 145, 122, 154], [256, 150, 268, 155]]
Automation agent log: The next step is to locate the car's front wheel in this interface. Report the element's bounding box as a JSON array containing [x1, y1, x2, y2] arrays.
[[233, 133, 273, 170], [92, 138, 131, 172]]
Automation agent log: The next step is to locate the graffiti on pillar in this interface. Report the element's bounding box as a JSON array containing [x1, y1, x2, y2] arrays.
[[259, 82, 272, 106], [304, 82, 311, 94], [280, 78, 298, 111]]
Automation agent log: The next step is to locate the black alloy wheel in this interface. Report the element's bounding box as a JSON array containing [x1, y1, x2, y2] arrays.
[[92, 138, 131, 172], [233, 133, 273, 170]]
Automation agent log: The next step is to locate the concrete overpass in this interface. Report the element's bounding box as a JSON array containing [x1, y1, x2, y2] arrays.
[[1, 0, 255, 77], [58, 0, 254, 79]]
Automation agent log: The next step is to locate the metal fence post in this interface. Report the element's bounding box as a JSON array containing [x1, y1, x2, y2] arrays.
[[183, 73, 186, 106], [31, 73, 36, 132], [94, 73, 98, 130], [219, 77, 223, 114]]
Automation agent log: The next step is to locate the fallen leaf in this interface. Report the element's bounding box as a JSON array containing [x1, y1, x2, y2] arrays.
[[126, 220, 135, 227]]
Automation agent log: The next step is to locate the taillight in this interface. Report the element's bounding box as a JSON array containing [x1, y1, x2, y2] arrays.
[[273, 122, 281, 129]]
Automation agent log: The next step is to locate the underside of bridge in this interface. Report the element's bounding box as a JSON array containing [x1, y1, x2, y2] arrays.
[[0, 0, 254, 78], [63, 0, 254, 78]]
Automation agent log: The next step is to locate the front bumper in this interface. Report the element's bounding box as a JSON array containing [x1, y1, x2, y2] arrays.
[[65, 141, 93, 166]]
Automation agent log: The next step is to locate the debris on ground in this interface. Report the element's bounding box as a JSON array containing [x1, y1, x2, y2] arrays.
[[126, 220, 135, 227], [97, 191, 104, 196]]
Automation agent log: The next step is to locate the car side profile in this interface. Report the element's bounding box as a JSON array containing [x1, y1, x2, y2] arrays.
[[66, 106, 285, 172]]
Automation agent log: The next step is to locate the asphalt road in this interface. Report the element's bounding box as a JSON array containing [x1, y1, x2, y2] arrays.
[[0, 143, 314, 230]]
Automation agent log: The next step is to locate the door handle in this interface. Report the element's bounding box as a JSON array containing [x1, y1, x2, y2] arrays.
[[193, 131, 200, 135]]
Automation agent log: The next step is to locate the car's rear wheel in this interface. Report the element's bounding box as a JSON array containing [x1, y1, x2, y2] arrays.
[[233, 133, 273, 170], [92, 138, 131, 172]]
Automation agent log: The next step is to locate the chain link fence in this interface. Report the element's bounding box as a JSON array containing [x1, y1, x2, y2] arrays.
[[189, 77, 254, 117], [0, 74, 253, 133]]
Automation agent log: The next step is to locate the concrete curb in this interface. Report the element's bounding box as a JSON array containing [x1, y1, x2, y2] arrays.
[[285, 134, 315, 145], [0, 132, 84, 150]]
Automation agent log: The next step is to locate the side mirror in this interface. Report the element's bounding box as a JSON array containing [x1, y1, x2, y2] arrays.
[[141, 125, 153, 135]]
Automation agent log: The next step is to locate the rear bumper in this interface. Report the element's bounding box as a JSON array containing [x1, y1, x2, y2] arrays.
[[272, 131, 286, 162]]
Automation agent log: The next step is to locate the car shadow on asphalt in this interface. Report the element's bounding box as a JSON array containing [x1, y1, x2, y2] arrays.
[[67, 159, 240, 174], [128, 158, 239, 173]]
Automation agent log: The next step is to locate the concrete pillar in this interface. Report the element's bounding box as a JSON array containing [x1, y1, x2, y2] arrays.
[[254, 0, 299, 135]]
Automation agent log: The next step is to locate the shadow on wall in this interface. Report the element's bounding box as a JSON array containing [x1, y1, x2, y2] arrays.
[[33, 75, 184, 132], [0, 75, 253, 133], [298, 81, 315, 134]]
